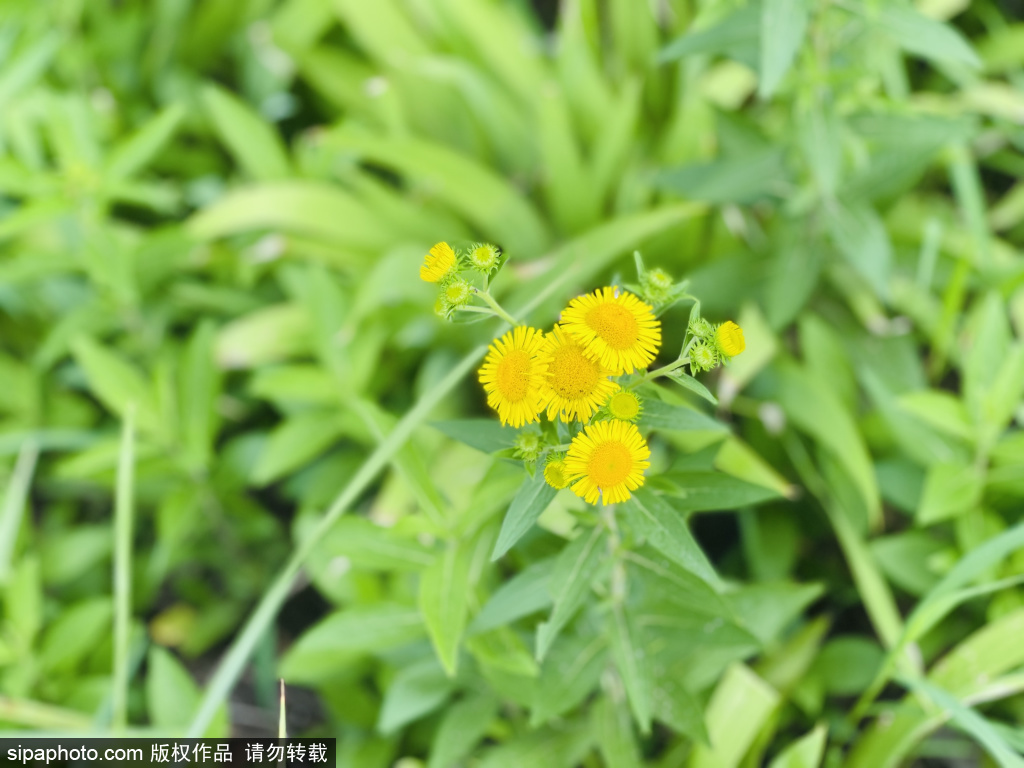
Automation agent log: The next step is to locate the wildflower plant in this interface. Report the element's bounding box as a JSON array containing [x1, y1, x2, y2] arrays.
[[422, 243, 744, 509]]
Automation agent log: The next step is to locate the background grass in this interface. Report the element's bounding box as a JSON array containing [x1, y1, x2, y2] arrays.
[[2, 0, 1024, 765]]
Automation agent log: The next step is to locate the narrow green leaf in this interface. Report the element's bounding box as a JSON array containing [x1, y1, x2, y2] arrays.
[[429, 693, 500, 768], [147, 647, 228, 736], [657, 149, 786, 204], [639, 399, 727, 434], [201, 84, 291, 180], [622, 489, 720, 587], [536, 527, 606, 661], [593, 696, 643, 768], [106, 104, 186, 181], [767, 724, 828, 768], [492, 472, 558, 561], [828, 203, 892, 300], [419, 540, 473, 676], [660, 471, 781, 513], [251, 411, 344, 486], [609, 603, 652, 734], [759, 0, 808, 98], [879, 7, 981, 68], [659, 7, 759, 64], [916, 461, 983, 525], [432, 419, 520, 454], [530, 631, 607, 726], [665, 371, 718, 405], [0, 440, 37, 585], [470, 559, 556, 635], [112, 407, 136, 731], [71, 337, 162, 437]]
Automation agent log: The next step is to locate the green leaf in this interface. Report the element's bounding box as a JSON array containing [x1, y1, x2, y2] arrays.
[[40, 598, 112, 673], [492, 472, 558, 561], [727, 582, 824, 646], [536, 527, 606, 661], [688, 664, 781, 768], [622, 489, 720, 587], [609, 603, 652, 734], [759, 0, 808, 98], [432, 419, 520, 454], [897, 390, 974, 441], [71, 337, 162, 437], [251, 411, 345, 486], [879, 7, 981, 68], [828, 203, 892, 300], [916, 461, 983, 525], [767, 724, 828, 768], [215, 303, 312, 370], [660, 471, 782, 513], [377, 657, 455, 735], [147, 647, 228, 736], [470, 559, 556, 635], [0, 440, 37, 585], [812, 637, 884, 696], [665, 371, 718, 405], [530, 631, 607, 726], [200, 83, 291, 180], [279, 604, 424, 680], [657, 149, 787, 204], [593, 696, 643, 768], [188, 181, 393, 250], [659, 7, 759, 64], [639, 399, 727, 434], [419, 539, 473, 676], [300, 514, 435, 572], [429, 693, 500, 768], [467, 626, 540, 678], [105, 104, 186, 181]]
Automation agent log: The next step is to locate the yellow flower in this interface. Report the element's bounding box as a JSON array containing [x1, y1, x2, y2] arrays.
[[544, 454, 570, 490], [607, 391, 642, 422], [564, 419, 650, 505], [715, 320, 745, 358], [420, 242, 457, 283], [539, 325, 619, 423], [478, 326, 549, 428], [560, 287, 661, 375]]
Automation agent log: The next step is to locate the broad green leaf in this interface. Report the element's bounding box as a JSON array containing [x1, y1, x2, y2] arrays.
[[869, 531, 943, 595], [201, 84, 291, 180], [492, 472, 558, 561], [759, 0, 808, 98], [688, 664, 781, 768], [929, 607, 1024, 697], [811, 637, 884, 695], [536, 526, 606, 661], [377, 657, 455, 735], [622, 489, 720, 587], [476, 722, 592, 768], [470, 558, 556, 635], [105, 104, 186, 181], [727, 582, 823, 646], [466, 626, 539, 678], [147, 647, 228, 736], [916, 461, 983, 525], [250, 411, 345, 486], [249, 365, 340, 407], [429, 693, 500, 768], [714, 437, 794, 499], [897, 390, 973, 441], [432, 419, 519, 454], [639, 399, 727, 434], [419, 538, 473, 676], [608, 602, 652, 734], [189, 181, 393, 250], [879, 7, 981, 68], [651, 673, 709, 746], [767, 724, 827, 768]]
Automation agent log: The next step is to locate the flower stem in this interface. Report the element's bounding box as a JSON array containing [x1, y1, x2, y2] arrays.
[[628, 357, 690, 389], [474, 289, 519, 326]]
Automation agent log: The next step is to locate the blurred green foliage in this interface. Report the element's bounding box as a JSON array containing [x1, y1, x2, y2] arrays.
[[2, 0, 1024, 765]]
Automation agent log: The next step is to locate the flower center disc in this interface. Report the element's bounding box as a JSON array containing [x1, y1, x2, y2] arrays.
[[608, 392, 639, 420], [588, 441, 633, 488], [496, 349, 532, 402], [586, 303, 639, 350], [548, 345, 600, 399]]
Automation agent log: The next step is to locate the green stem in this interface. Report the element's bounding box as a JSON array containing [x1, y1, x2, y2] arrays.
[[628, 357, 689, 389], [474, 289, 519, 326], [186, 346, 488, 737], [112, 404, 136, 732]]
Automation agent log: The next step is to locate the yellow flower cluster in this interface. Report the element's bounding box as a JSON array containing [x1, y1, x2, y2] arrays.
[[477, 286, 659, 505]]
